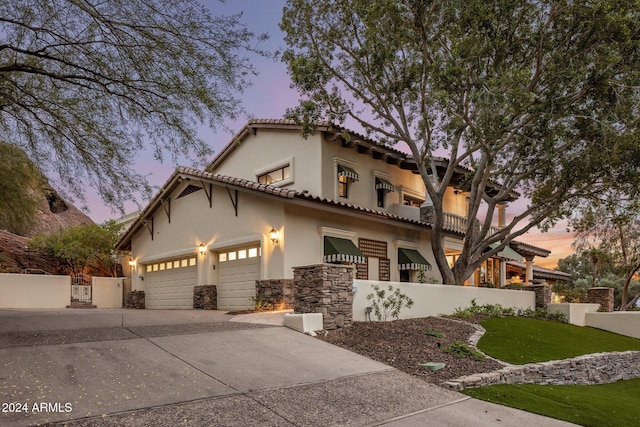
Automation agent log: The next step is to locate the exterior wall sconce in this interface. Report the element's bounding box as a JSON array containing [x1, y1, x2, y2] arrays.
[[128, 258, 136, 268], [269, 227, 280, 245], [199, 243, 207, 256]]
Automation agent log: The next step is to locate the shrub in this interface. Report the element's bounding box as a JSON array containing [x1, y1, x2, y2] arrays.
[[366, 284, 414, 321], [424, 328, 444, 338], [442, 341, 484, 361], [448, 299, 567, 323]]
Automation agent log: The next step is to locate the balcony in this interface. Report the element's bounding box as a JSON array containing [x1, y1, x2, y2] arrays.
[[441, 212, 502, 236], [390, 203, 500, 236]]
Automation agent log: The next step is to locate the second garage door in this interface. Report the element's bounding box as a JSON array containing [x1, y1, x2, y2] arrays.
[[217, 245, 261, 311], [144, 256, 197, 309]]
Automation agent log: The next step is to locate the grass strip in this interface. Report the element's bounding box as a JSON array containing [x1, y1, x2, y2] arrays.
[[463, 379, 640, 427], [478, 317, 640, 364]]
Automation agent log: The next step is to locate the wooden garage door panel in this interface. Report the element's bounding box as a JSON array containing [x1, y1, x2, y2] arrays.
[[146, 263, 196, 309], [217, 256, 260, 311]]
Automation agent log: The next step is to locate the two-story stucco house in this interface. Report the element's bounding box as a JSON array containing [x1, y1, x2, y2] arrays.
[[116, 119, 564, 310]]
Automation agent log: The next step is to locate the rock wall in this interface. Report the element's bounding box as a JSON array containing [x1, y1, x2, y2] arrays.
[[193, 285, 217, 310], [587, 287, 614, 312], [293, 264, 354, 329], [523, 284, 551, 308], [125, 291, 145, 309], [256, 279, 294, 310], [443, 351, 640, 391]]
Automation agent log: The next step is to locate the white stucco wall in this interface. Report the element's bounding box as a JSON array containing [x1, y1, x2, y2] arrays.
[[547, 303, 600, 326], [211, 128, 324, 195], [321, 139, 426, 211], [92, 277, 124, 308], [353, 280, 535, 321], [585, 312, 640, 339], [130, 181, 286, 291], [284, 203, 440, 283], [0, 273, 70, 308]]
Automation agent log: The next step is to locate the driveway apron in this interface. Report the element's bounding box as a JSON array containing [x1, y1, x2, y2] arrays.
[[0, 309, 577, 427]]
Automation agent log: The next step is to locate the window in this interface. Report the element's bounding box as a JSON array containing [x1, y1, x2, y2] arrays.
[[144, 256, 196, 273], [338, 175, 349, 198], [403, 195, 424, 207], [374, 177, 394, 208], [336, 164, 359, 199], [400, 270, 410, 282], [258, 165, 290, 185], [376, 188, 386, 208]]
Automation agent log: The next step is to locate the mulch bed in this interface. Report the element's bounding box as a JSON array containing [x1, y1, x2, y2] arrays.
[[317, 316, 505, 384]]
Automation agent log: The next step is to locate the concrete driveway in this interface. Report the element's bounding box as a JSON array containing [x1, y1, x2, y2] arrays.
[[0, 309, 577, 426]]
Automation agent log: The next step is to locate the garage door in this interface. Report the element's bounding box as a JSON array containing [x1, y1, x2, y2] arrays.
[[144, 256, 197, 309], [217, 245, 261, 311]]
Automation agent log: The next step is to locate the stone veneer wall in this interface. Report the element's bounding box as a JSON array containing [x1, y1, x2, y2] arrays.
[[125, 291, 145, 309], [523, 284, 551, 308], [587, 287, 614, 312], [256, 279, 294, 310], [293, 264, 354, 330], [193, 285, 217, 310], [443, 351, 640, 391]]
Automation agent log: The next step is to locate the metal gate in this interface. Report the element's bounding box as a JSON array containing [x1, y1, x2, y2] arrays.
[[71, 273, 92, 303]]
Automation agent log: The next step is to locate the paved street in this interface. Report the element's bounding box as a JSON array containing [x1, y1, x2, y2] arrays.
[[0, 309, 577, 426]]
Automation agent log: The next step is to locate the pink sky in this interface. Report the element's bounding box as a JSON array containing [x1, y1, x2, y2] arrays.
[[83, 0, 575, 268]]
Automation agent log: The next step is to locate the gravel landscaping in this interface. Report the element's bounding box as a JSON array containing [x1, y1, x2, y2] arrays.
[[317, 316, 505, 384]]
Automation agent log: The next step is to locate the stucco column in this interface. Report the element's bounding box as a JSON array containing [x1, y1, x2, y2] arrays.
[[499, 260, 506, 287], [524, 255, 534, 285], [467, 271, 475, 287], [497, 202, 507, 228]]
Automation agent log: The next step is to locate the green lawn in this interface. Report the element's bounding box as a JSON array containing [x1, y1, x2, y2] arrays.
[[463, 380, 640, 427], [468, 316, 640, 426], [477, 316, 640, 364]]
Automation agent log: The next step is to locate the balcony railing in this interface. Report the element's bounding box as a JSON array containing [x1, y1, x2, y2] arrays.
[[390, 204, 502, 236], [442, 212, 502, 236]]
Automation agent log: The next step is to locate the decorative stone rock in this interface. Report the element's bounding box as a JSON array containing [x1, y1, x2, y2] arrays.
[[523, 284, 551, 308], [587, 287, 614, 312], [125, 291, 145, 309], [256, 279, 294, 310], [443, 351, 640, 391], [193, 285, 217, 310], [293, 264, 354, 330]]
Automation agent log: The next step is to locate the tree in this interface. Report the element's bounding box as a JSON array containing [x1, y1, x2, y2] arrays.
[[555, 251, 611, 303], [0, 0, 267, 212], [29, 221, 124, 276], [572, 196, 640, 310], [281, 0, 640, 284], [0, 142, 41, 234]]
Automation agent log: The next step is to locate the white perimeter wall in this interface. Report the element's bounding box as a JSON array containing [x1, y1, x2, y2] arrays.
[[0, 273, 70, 308], [547, 303, 600, 326], [92, 277, 124, 308], [585, 312, 640, 339], [353, 280, 535, 322]]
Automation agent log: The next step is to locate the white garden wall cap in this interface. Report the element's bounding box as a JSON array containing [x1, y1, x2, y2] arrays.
[[284, 313, 324, 334]]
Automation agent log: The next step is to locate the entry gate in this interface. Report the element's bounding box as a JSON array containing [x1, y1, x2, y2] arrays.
[[71, 273, 92, 303]]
